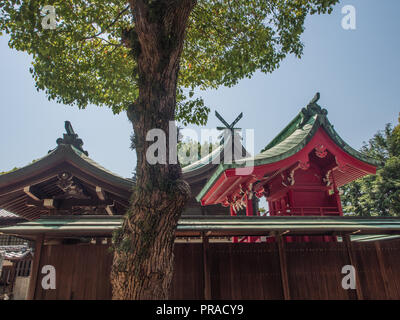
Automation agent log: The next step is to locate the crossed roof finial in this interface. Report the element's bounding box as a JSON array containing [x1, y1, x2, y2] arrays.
[[215, 111, 243, 145], [215, 111, 243, 133]]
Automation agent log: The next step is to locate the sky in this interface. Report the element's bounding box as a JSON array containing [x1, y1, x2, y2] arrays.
[[0, 0, 399, 179]]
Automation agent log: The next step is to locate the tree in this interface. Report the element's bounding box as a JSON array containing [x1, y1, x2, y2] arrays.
[[341, 115, 400, 216], [0, 0, 339, 299]]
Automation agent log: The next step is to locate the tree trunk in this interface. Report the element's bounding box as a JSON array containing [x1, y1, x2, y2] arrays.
[[110, 0, 195, 300]]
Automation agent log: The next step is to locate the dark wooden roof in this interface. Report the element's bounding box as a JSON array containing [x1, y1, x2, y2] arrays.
[[0, 118, 250, 220], [0, 123, 133, 220], [0, 209, 26, 226]]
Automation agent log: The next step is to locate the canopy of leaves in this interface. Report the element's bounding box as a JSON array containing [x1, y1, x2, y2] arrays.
[[341, 115, 400, 216], [0, 0, 338, 125]]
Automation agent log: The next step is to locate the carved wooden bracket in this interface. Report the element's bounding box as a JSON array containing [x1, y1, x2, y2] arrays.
[[334, 156, 347, 173], [239, 183, 255, 200], [56, 172, 90, 200], [299, 160, 310, 170], [323, 169, 333, 187], [281, 171, 295, 187], [315, 144, 328, 158]]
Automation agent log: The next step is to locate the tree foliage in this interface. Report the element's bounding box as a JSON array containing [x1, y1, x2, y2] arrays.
[[341, 115, 400, 216], [0, 0, 338, 124], [0, 0, 340, 299]]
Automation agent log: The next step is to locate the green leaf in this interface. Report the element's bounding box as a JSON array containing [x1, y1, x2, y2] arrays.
[[0, 0, 339, 125]]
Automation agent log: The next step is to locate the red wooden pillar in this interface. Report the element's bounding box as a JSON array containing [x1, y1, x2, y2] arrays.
[[246, 195, 253, 216], [230, 206, 238, 243], [330, 175, 342, 242]]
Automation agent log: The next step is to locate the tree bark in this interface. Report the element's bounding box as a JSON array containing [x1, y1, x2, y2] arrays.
[[111, 0, 196, 300]]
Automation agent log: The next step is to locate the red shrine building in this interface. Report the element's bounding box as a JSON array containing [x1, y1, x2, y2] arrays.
[[2, 93, 400, 300], [196, 93, 379, 242]]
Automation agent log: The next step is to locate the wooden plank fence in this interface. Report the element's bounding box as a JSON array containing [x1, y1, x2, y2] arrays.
[[31, 240, 400, 300]]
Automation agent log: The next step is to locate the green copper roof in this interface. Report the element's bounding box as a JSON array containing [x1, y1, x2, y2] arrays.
[[182, 144, 224, 173], [196, 93, 381, 202], [338, 234, 400, 242], [261, 113, 304, 152], [182, 132, 248, 175], [2, 216, 400, 238], [261, 93, 325, 152], [0, 216, 122, 235], [182, 111, 249, 176]]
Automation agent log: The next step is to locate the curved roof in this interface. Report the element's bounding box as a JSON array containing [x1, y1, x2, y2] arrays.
[[0, 123, 133, 220], [182, 144, 224, 174], [0, 144, 134, 193], [238, 113, 380, 168], [182, 133, 250, 182], [196, 94, 381, 203]]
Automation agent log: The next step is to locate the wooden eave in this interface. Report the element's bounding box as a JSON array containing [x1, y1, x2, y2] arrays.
[[0, 144, 133, 220], [197, 107, 380, 206], [2, 216, 400, 240]]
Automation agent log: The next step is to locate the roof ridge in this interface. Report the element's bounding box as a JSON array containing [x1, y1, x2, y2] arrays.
[[182, 128, 250, 174], [261, 93, 328, 152], [56, 121, 89, 156], [196, 94, 382, 203]]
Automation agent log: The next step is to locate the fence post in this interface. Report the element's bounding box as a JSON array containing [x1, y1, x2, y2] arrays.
[[343, 234, 363, 300], [277, 235, 291, 300], [27, 234, 44, 300], [202, 234, 211, 300], [375, 241, 390, 298]]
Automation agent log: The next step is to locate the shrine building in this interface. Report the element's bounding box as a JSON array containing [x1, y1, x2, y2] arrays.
[[196, 93, 379, 242], [1, 94, 400, 300]]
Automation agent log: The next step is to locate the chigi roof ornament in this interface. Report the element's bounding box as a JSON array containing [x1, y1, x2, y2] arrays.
[[216, 111, 243, 133], [56, 121, 89, 156], [215, 111, 243, 145]]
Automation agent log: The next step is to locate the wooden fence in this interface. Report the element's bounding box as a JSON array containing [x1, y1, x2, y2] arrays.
[[32, 240, 400, 300]]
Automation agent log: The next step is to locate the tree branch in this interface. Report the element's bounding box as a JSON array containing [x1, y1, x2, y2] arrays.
[[81, 5, 130, 41]]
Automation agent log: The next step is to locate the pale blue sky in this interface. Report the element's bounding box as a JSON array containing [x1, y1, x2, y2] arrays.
[[0, 0, 399, 178]]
